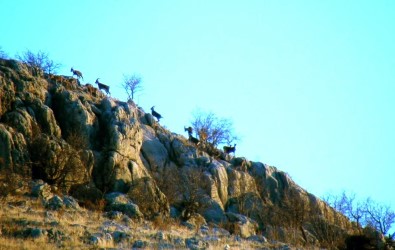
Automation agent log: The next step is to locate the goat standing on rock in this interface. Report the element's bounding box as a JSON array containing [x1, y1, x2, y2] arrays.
[[151, 106, 163, 122], [223, 144, 236, 155], [184, 126, 193, 136], [70, 67, 83, 80], [189, 135, 200, 145], [95, 78, 110, 95]]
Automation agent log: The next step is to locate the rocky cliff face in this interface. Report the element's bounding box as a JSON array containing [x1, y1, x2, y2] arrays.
[[0, 59, 354, 243]]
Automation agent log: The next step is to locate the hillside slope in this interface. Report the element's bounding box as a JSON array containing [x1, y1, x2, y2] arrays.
[[0, 59, 356, 248]]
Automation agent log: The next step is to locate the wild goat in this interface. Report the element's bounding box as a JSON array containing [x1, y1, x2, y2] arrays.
[[223, 144, 236, 154], [70, 67, 83, 80], [184, 126, 193, 136], [151, 106, 163, 122], [95, 78, 110, 95], [188, 135, 200, 145]]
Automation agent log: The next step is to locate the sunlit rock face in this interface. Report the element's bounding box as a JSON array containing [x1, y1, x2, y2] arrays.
[[0, 58, 354, 240]]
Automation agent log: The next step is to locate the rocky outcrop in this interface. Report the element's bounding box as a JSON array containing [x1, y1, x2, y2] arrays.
[[0, 58, 354, 244], [104, 192, 143, 218]]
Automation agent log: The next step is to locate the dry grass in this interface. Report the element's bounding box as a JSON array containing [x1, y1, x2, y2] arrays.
[[0, 194, 292, 249]]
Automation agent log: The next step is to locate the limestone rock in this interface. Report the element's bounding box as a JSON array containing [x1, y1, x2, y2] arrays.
[[95, 99, 145, 192], [69, 182, 103, 202], [31, 181, 52, 200], [227, 167, 259, 198], [226, 212, 258, 238], [225, 192, 264, 224], [46, 195, 64, 210], [200, 197, 226, 223], [90, 232, 113, 246], [170, 137, 200, 167], [249, 161, 291, 203], [28, 228, 47, 239], [247, 235, 268, 243], [132, 239, 149, 248], [127, 177, 170, 218], [0, 124, 29, 170], [63, 195, 80, 209], [140, 125, 169, 173], [182, 213, 207, 230], [105, 192, 143, 219], [207, 160, 229, 207], [185, 237, 209, 250]]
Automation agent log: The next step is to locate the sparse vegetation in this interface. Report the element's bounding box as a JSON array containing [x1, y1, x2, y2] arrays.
[[191, 110, 238, 156], [0, 168, 26, 202], [17, 50, 61, 74], [122, 74, 142, 101], [325, 191, 395, 236], [325, 191, 395, 249], [153, 166, 209, 221], [0, 191, 286, 249], [29, 133, 89, 192]]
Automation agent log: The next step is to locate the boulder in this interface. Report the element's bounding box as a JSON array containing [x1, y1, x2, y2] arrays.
[[94, 100, 145, 192], [0, 124, 29, 170], [140, 125, 169, 173], [207, 160, 228, 207], [225, 192, 264, 225], [63, 195, 80, 209], [249, 161, 290, 203], [182, 213, 207, 230], [106, 211, 123, 220], [227, 166, 259, 198], [27, 228, 47, 239], [170, 137, 200, 167], [226, 212, 258, 238], [200, 197, 226, 223], [105, 192, 143, 219], [29, 134, 88, 188], [127, 177, 170, 218], [90, 232, 113, 246], [247, 235, 268, 243], [46, 195, 64, 210], [170, 206, 181, 218], [111, 230, 131, 243], [3, 108, 36, 138], [69, 182, 103, 202], [31, 181, 52, 200], [133, 239, 149, 249], [185, 237, 209, 250]]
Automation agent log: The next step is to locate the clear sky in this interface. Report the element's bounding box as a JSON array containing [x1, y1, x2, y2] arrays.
[[1, 0, 394, 226]]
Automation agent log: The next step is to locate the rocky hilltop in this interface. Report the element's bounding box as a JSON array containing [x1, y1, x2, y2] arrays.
[[0, 59, 356, 248]]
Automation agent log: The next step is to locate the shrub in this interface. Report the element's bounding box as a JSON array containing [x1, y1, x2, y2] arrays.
[[17, 50, 61, 74], [190, 110, 238, 153], [0, 168, 26, 202], [29, 134, 88, 192]]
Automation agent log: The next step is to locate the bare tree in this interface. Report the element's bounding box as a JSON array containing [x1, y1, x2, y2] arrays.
[[325, 191, 365, 232], [325, 192, 395, 236], [17, 50, 61, 74], [191, 110, 238, 148], [122, 74, 142, 101], [364, 198, 395, 235]]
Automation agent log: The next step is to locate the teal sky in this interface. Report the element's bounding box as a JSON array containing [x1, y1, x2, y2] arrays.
[[1, 1, 394, 224]]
